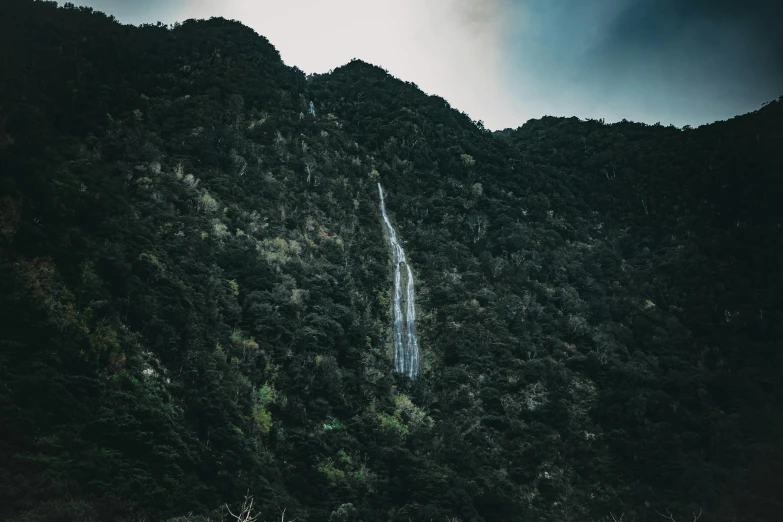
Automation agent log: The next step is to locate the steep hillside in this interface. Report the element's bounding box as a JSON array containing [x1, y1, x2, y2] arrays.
[[1, 2, 782, 521]]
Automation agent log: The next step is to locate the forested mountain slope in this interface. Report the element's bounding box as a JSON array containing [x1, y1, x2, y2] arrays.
[[1, 2, 782, 521]]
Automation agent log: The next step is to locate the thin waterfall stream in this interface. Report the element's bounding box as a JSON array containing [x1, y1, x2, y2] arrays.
[[377, 183, 420, 379]]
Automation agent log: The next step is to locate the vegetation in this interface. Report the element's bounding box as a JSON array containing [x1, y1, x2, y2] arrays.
[[1, 1, 782, 521]]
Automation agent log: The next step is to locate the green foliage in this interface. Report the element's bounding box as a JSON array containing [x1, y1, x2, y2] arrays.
[[322, 418, 343, 430], [393, 393, 431, 428], [316, 449, 369, 489], [257, 382, 276, 405], [252, 404, 272, 434], [88, 324, 120, 353], [317, 458, 346, 485], [376, 412, 409, 436], [460, 153, 475, 166], [337, 449, 352, 465], [197, 191, 219, 213]]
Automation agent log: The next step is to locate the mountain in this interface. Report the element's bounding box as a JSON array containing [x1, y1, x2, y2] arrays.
[[1, 2, 782, 521]]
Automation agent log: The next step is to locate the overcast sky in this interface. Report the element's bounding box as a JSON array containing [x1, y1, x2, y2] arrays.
[[74, 0, 782, 130]]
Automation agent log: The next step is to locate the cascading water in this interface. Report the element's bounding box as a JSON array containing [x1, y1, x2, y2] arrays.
[[309, 100, 316, 116], [377, 183, 419, 379]]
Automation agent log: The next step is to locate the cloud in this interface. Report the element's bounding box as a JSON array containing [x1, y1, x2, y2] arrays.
[[76, 0, 523, 129], [565, 0, 783, 124], [226, 0, 523, 129], [586, 1, 783, 84]]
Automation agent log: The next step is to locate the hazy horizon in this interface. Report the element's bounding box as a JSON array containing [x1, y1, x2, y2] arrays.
[[72, 0, 783, 130]]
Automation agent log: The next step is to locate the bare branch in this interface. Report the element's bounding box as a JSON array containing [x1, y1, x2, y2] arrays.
[[226, 491, 259, 522], [655, 509, 677, 522]]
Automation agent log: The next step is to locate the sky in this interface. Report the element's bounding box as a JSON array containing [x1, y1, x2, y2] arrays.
[[73, 0, 783, 130]]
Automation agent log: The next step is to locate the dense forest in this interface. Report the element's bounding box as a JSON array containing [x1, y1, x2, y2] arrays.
[[1, 1, 782, 521]]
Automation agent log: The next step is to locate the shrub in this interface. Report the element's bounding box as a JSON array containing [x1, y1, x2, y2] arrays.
[[460, 153, 475, 166], [376, 412, 408, 436], [252, 404, 272, 434], [317, 459, 346, 485], [197, 191, 219, 212]]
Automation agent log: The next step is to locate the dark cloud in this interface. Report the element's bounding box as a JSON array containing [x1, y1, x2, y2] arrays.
[[506, 0, 782, 126], [601, 0, 782, 48], [576, 0, 783, 122], [591, 0, 783, 78]]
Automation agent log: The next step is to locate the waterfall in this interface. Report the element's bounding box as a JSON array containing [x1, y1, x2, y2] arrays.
[[309, 100, 316, 116], [377, 183, 419, 379]]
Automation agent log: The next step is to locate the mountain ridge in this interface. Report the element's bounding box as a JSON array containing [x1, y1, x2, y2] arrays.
[[1, 2, 782, 521]]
